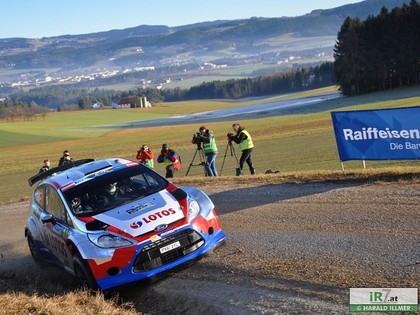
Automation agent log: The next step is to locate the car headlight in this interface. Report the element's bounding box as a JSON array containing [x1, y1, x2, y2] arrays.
[[88, 233, 134, 248], [187, 199, 200, 222], [182, 187, 214, 219]]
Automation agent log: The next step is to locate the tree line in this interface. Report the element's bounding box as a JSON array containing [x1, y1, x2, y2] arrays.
[[334, 0, 420, 96], [0, 99, 48, 121], [162, 63, 335, 101]]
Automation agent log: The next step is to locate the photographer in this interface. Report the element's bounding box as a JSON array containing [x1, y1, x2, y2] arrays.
[[38, 159, 51, 174], [58, 150, 73, 166], [157, 143, 181, 178], [227, 123, 255, 176], [136, 144, 155, 169], [193, 126, 218, 176]]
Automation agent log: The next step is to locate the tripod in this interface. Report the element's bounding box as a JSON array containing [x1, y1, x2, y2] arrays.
[[185, 145, 207, 176], [220, 141, 240, 176]]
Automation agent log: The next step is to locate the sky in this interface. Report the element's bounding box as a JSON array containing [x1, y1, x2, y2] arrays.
[[1, 0, 364, 39]]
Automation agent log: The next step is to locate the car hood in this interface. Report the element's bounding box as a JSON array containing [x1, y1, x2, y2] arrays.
[[93, 190, 185, 237]]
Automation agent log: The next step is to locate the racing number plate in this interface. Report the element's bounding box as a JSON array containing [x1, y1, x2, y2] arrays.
[[160, 241, 181, 254]]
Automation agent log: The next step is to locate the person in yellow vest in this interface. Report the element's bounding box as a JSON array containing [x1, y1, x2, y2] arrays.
[[228, 123, 255, 176], [194, 126, 218, 176]]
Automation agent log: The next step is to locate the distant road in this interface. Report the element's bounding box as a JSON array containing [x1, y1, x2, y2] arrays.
[[108, 91, 341, 128]]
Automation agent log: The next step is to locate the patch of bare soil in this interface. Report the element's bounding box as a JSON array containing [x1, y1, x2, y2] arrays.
[[1, 180, 419, 314]]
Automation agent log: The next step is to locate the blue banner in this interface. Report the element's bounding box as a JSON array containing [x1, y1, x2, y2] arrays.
[[331, 106, 420, 161]]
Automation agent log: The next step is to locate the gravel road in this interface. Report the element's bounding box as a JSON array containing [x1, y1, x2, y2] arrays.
[[1, 180, 419, 314]]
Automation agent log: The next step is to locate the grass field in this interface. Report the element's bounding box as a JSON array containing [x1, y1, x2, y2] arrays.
[[1, 85, 420, 205]]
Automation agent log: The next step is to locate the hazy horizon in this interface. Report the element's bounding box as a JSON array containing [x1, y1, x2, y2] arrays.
[[0, 0, 363, 39]]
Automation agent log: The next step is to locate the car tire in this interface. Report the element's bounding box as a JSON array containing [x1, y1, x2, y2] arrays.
[[27, 233, 45, 267], [73, 254, 99, 290]]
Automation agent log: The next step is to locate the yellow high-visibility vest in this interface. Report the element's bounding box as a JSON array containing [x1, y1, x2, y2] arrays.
[[239, 130, 254, 151]]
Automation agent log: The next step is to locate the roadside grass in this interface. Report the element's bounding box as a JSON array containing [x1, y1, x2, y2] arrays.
[[0, 290, 138, 315], [1, 86, 420, 204]]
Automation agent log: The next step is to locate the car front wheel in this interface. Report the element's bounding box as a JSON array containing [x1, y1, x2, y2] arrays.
[[73, 254, 98, 290], [27, 233, 45, 267]]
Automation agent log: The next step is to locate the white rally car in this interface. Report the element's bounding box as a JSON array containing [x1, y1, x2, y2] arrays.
[[25, 158, 226, 290]]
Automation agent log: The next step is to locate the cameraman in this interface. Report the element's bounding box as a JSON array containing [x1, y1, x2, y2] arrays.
[[193, 126, 218, 176], [136, 144, 155, 169], [228, 123, 255, 176]]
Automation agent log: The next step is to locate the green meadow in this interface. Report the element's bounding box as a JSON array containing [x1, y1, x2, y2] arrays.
[[1, 85, 420, 204]]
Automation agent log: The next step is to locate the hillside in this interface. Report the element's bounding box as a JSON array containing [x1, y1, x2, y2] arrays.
[[0, 0, 409, 94]]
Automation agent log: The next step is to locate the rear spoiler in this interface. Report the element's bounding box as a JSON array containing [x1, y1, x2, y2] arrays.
[[28, 159, 95, 186]]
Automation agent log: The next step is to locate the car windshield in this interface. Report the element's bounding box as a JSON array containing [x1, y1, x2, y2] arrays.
[[63, 164, 168, 216]]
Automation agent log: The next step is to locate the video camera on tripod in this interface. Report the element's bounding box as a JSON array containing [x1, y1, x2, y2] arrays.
[[186, 132, 206, 176], [191, 132, 203, 149], [226, 132, 235, 145], [219, 131, 240, 175]]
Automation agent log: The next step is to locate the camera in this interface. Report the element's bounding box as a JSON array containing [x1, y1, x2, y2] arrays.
[[192, 132, 202, 144], [227, 132, 233, 138], [192, 132, 203, 149]]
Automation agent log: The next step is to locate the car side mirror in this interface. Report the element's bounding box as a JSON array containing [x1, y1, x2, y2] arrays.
[[41, 214, 56, 224]]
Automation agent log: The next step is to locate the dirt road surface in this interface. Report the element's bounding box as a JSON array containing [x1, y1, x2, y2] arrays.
[[1, 180, 419, 314]]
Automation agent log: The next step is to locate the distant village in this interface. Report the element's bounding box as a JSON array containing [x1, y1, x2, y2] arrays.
[[0, 50, 329, 92], [4, 66, 157, 89], [1, 57, 236, 91]]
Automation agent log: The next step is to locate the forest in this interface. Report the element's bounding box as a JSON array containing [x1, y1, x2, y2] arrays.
[[334, 0, 420, 96]]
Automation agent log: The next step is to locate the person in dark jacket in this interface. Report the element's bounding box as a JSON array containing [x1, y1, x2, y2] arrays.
[[157, 144, 181, 178], [58, 150, 73, 166], [228, 123, 255, 176], [38, 159, 51, 174]]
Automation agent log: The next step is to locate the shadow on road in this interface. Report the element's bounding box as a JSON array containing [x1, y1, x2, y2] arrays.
[[208, 181, 362, 215]]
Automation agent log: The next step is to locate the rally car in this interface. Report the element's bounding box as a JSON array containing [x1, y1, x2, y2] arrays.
[[25, 158, 226, 290]]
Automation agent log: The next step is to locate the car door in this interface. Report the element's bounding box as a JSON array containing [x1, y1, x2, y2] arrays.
[[42, 185, 73, 268]]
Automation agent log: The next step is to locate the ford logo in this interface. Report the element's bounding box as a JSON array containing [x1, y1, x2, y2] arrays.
[[154, 224, 168, 232]]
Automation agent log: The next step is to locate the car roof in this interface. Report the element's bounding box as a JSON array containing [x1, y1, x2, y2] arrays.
[[29, 158, 138, 190]]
